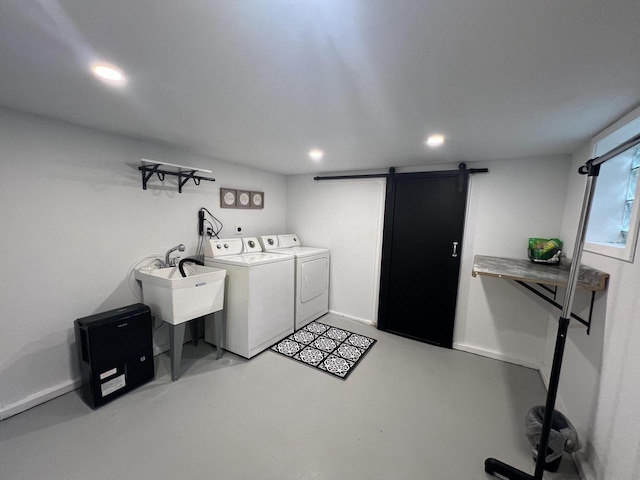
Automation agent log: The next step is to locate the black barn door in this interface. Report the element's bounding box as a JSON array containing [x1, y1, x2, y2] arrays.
[[378, 169, 468, 348]]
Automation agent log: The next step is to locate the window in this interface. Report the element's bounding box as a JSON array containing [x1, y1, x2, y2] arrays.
[[585, 106, 640, 262], [622, 151, 640, 243]]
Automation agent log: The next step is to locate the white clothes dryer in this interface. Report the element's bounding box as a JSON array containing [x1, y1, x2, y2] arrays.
[[260, 234, 330, 329], [204, 237, 294, 358]]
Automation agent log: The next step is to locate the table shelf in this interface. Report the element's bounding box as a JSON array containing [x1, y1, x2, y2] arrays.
[[472, 255, 609, 334]]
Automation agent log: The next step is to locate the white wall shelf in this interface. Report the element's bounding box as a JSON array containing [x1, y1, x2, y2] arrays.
[[138, 159, 215, 193]]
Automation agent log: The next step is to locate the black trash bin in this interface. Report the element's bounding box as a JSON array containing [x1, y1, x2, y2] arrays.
[[524, 406, 580, 472]]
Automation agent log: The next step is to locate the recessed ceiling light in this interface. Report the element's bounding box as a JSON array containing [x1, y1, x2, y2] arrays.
[[91, 64, 126, 84], [309, 149, 324, 161], [426, 134, 445, 147]]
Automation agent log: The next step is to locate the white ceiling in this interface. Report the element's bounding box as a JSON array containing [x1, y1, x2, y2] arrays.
[[1, 1, 640, 175]]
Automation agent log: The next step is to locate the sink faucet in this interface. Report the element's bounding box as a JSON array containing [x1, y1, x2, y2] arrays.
[[164, 244, 185, 267]]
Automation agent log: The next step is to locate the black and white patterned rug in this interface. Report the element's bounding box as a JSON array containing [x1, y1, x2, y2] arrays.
[[270, 321, 376, 379]]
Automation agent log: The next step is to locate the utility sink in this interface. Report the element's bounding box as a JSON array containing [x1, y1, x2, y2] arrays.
[[135, 265, 226, 325]]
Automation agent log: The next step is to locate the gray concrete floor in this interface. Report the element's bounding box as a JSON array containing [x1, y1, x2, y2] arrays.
[[0, 314, 579, 480]]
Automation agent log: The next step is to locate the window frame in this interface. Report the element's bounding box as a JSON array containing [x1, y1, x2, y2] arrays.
[[584, 105, 640, 262]]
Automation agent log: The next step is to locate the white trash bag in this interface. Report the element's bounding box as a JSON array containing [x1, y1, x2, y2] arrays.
[[524, 406, 580, 471]]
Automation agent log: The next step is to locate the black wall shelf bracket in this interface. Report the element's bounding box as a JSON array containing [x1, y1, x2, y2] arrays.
[[514, 280, 594, 334], [141, 163, 163, 188], [138, 159, 215, 193]]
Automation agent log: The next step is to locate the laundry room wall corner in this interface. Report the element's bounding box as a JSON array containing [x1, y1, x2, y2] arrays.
[[453, 155, 572, 367], [0, 107, 288, 419], [285, 175, 386, 325]]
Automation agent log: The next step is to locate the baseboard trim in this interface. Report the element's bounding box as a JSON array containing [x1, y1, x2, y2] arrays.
[[328, 310, 375, 326], [539, 364, 551, 390], [573, 451, 595, 480], [453, 342, 541, 370], [0, 378, 82, 421], [2, 343, 174, 422]]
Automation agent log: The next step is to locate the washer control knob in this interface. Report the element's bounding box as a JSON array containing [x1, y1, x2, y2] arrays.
[[216, 244, 222, 249], [248, 240, 255, 248], [223, 243, 228, 248], [268, 239, 274, 245]]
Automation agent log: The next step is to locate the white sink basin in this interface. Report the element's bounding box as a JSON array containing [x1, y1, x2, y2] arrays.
[[135, 265, 226, 325]]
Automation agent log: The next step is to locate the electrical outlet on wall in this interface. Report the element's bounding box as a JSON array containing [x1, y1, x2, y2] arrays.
[[234, 225, 243, 236]]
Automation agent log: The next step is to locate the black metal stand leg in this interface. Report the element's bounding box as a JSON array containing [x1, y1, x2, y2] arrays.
[[484, 458, 533, 479]]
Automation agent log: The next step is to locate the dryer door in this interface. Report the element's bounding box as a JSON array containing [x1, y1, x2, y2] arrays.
[[300, 257, 328, 303]]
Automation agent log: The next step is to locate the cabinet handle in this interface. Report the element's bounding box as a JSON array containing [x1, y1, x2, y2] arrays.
[[452, 241, 459, 257]]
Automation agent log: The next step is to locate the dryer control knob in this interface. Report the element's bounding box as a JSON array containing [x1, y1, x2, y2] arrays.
[[223, 244, 228, 248], [268, 239, 274, 245], [248, 240, 255, 248], [216, 244, 222, 249]]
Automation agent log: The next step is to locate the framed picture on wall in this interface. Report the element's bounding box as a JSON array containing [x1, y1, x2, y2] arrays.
[[237, 190, 251, 208], [250, 191, 264, 208], [220, 188, 264, 209], [220, 188, 237, 208]]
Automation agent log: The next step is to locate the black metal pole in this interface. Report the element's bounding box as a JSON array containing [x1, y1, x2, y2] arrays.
[[314, 167, 488, 182], [533, 163, 599, 478], [313, 173, 389, 181], [532, 316, 570, 477]]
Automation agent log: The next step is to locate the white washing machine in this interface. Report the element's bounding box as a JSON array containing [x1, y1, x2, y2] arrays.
[[204, 237, 294, 358], [260, 234, 330, 329]]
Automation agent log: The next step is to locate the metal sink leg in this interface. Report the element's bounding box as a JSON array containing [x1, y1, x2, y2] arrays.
[[168, 323, 186, 381]]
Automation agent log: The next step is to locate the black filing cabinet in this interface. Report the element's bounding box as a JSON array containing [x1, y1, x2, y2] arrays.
[[74, 303, 154, 408]]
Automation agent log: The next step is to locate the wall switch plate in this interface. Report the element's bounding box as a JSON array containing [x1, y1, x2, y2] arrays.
[[234, 225, 243, 236]]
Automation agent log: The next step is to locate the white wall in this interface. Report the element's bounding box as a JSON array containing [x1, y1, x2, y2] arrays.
[[286, 176, 386, 324], [287, 157, 572, 370], [454, 156, 571, 367], [542, 145, 640, 480], [0, 108, 287, 419]]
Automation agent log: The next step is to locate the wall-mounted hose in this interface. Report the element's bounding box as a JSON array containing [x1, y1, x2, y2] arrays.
[[178, 258, 205, 278]]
